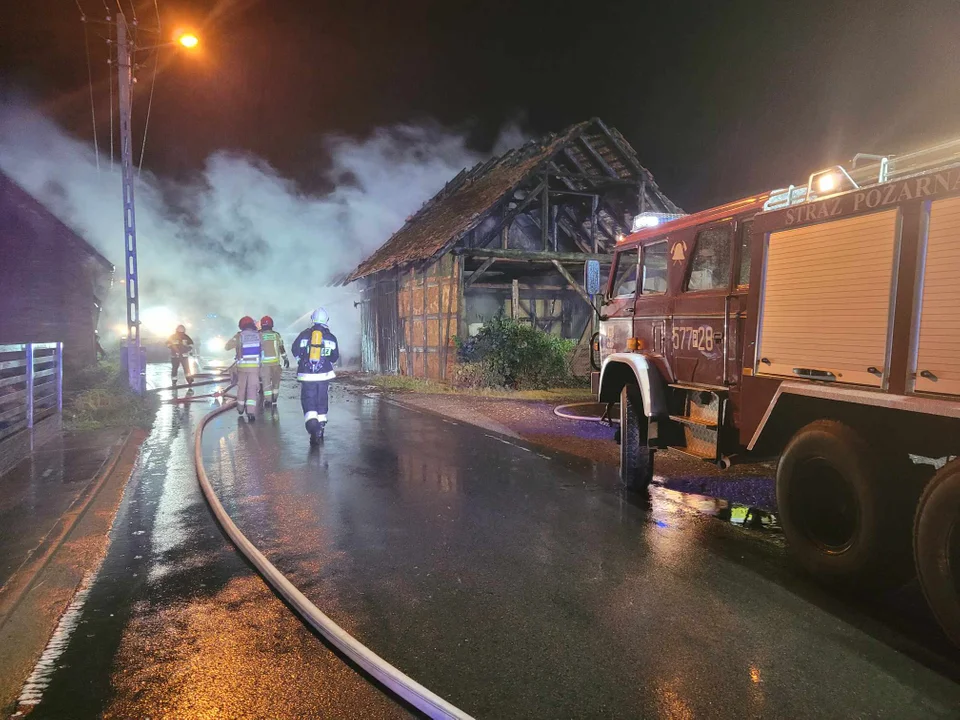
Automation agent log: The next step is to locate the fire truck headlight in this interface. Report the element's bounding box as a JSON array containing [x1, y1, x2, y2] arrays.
[[817, 172, 838, 193]]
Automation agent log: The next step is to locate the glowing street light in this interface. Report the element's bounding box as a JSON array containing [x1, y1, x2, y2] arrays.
[[177, 32, 199, 49]]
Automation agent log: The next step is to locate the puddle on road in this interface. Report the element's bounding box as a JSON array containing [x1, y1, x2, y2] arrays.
[[636, 482, 781, 536]]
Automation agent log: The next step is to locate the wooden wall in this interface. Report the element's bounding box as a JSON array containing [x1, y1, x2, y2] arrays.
[[359, 270, 400, 374], [398, 254, 460, 380], [0, 181, 112, 370]]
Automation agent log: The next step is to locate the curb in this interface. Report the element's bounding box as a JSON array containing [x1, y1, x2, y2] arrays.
[[0, 429, 145, 629], [195, 400, 474, 720]]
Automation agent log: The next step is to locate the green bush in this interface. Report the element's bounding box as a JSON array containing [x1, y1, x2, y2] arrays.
[[455, 315, 575, 389]]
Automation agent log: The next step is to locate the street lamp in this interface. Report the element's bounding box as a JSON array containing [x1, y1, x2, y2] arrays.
[[177, 32, 199, 49], [115, 14, 199, 393]]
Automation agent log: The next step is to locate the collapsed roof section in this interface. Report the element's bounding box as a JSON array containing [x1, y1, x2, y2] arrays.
[[346, 117, 680, 282]]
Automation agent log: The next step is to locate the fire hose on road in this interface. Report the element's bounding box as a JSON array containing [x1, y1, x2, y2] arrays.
[[553, 401, 619, 424], [194, 401, 474, 720]]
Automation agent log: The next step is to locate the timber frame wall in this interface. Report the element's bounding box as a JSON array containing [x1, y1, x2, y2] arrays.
[[398, 254, 460, 379]]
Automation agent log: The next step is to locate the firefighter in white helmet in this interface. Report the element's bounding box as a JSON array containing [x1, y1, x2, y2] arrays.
[[225, 316, 261, 421], [292, 307, 339, 444]]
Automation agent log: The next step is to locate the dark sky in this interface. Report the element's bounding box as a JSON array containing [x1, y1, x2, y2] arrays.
[[2, 0, 959, 210]]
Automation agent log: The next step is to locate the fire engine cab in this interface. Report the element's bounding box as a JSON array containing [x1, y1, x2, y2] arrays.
[[593, 140, 960, 647]]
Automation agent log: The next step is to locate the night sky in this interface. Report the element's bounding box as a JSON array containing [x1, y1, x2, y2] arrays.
[[2, 0, 959, 210]]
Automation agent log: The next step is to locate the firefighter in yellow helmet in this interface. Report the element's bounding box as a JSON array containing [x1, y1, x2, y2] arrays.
[[258, 315, 289, 407], [225, 316, 261, 421]]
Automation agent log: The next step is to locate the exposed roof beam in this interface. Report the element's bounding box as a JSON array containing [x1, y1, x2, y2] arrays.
[[463, 257, 498, 289], [557, 207, 595, 255], [592, 118, 643, 177], [559, 148, 603, 188], [548, 170, 634, 186], [473, 181, 546, 249], [552, 259, 599, 311], [578, 136, 620, 179], [460, 248, 611, 263]]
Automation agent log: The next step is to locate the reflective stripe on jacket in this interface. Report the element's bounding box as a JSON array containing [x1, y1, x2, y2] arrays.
[[293, 324, 339, 381], [260, 331, 285, 366], [235, 329, 261, 368]]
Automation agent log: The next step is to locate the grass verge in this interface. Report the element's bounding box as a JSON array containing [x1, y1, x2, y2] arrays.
[[364, 374, 594, 402], [63, 359, 159, 432]]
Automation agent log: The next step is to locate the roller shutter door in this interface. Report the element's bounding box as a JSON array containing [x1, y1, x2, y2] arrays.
[[758, 209, 899, 387], [915, 196, 960, 395]]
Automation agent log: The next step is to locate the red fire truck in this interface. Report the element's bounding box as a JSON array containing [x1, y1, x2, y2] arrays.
[[593, 141, 960, 646]]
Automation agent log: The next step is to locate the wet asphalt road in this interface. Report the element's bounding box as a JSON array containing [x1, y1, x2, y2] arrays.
[[200, 382, 959, 718], [12, 368, 406, 719], [12, 368, 960, 718]]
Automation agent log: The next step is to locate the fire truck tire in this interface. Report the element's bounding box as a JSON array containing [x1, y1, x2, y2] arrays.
[[777, 420, 913, 589], [914, 459, 960, 647], [620, 384, 653, 491]]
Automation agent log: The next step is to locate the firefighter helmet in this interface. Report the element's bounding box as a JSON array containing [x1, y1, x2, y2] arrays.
[[238, 316, 256, 330], [310, 307, 329, 325], [176, 324, 186, 334], [260, 315, 274, 330]]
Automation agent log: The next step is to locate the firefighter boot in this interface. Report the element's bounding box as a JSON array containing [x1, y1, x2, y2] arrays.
[[306, 418, 321, 445]]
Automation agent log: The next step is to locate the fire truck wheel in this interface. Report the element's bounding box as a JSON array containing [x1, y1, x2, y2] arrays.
[[777, 420, 913, 589], [620, 384, 653, 491], [914, 459, 960, 647]]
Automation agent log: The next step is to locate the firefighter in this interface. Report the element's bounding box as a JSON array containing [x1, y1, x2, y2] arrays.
[[166, 324, 195, 385], [292, 307, 339, 444], [95, 330, 107, 361], [259, 315, 289, 407], [225, 316, 261, 421]]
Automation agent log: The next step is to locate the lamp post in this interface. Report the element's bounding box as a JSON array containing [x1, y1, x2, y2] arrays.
[[115, 14, 198, 393]]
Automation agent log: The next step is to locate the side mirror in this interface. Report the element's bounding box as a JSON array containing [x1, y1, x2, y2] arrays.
[[584, 259, 602, 296]]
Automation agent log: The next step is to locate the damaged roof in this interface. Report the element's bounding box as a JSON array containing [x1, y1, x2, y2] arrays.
[[346, 118, 679, 282]]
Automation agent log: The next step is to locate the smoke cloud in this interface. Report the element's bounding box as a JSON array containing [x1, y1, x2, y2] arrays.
[[0, 102, 519, 360]]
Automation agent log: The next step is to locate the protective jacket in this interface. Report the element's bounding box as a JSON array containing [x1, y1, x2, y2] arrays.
[[260, 330, 288, 366], [226, 329, 262, 369], [166, 332, 195, 358], [293, 324, 339, 381]]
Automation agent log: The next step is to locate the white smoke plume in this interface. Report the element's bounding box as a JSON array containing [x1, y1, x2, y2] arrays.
[[0, 103, 519, 361]]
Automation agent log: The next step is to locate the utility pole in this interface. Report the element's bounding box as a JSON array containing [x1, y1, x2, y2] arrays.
[[116, 13, 145, 394]]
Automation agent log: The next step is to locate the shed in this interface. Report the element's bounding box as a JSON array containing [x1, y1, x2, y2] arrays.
[[0, 171, 114, 368], [345, 118, 680, 379]]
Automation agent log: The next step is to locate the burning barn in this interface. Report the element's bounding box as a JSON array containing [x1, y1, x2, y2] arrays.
[[345, 118, 680, 379]]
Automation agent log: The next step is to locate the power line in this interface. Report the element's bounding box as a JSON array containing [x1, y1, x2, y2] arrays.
[[137, 0, 162, 177], [137, 51, 158, 177], [81, 15, 101, 172]]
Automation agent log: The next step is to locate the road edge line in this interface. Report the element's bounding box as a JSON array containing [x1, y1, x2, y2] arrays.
[[194, 400, 475, 720]]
